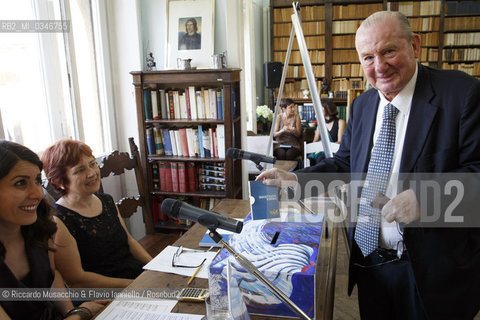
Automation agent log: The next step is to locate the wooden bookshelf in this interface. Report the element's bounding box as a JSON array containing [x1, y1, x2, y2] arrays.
[[131, 69, 243, 232], [271, 0, 480, 94]]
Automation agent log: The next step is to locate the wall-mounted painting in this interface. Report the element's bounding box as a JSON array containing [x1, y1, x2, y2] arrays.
[[166, 0, 215, 69]]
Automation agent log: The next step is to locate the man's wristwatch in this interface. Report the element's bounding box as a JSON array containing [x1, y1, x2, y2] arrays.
[[64, 306, 92, 320]]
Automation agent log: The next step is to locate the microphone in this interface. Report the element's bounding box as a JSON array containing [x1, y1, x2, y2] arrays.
[[226, 148, 276, 164], [161, 198, 243, 233]]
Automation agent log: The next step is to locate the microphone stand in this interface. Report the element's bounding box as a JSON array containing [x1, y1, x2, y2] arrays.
[[207, 229, 311, 320]]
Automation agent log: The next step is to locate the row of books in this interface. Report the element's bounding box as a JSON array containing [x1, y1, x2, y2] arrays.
[[273, 50, 326, 65], [146, 124, 226, 158], [444, 16, 480, 31], [144, 86, 234, 121], [420, 48, 439, 62], [333, 3, 383, 20], [273, 36, 325, 51], [273, 5, 324, 23], [332, 64, 364, 78], [443, 48, 480, 62], [410, 17, 440, 32], [280, 79, 324, 100], [387, 1, 442, 17], [152, 161, 225, 193], [332, 50, 359, 63], [273, 21, 325, 37], [442, 62, 480, 76], [153, 196, 221, 226], [285, 64, 325, 78], [444, 32, 480, 46]]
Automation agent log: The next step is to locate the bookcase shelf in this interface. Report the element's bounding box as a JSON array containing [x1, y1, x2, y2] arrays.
[[131, 69, 242, 232], [271, 0, 480, 93]]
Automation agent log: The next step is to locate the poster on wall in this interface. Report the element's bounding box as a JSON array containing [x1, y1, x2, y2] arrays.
[[166, 0, 215, 69]]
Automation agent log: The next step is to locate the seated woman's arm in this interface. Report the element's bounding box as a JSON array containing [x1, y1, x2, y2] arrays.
[[273, 116, 283, 138], [49, 238, 109, 319], [337, 119, 346, 143], [294, 114, 302, 137], [53, 217, 133, 288], [115, 209, 152, 264]]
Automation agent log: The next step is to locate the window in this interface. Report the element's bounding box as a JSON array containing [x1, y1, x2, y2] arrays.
[[0, 0, 111, 155]]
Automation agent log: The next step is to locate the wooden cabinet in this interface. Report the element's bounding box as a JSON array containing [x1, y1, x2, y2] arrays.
[[271, 0, 480, 97], [131, 69, 242, 231]]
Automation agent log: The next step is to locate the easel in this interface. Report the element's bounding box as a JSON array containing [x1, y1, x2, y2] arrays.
[[266, 2, 333, 159]]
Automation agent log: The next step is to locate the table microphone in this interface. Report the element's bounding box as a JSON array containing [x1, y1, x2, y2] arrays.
[[226, 148, 276, 164], [161, 198, 243, 233]]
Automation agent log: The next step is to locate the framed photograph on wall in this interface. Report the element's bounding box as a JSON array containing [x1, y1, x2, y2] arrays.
[[166, 0, 215, 69]]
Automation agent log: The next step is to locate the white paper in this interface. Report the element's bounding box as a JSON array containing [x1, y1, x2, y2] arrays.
[[95, 299, 200, 320], [143, 245, 217, 279]]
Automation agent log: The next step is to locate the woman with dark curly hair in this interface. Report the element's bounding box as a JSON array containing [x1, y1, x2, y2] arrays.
[[0, 140, 106, 319]]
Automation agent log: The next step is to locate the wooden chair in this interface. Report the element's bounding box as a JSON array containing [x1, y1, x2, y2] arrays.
[[99, 137, 155, 235]]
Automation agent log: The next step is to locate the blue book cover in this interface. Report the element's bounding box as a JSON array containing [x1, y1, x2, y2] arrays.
[[146, 127, 156, 155], [162, 129, 173, 156], [197, 125, 205, 158], [249, 180, 280, 220]]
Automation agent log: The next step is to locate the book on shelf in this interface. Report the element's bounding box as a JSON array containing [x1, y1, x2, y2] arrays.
[[163, 162, 173, 192], [216, 124, 225, 159], [153, 126, 164, 155], [177, 162, 188, 193], [196, 90, 205, 119], [151, 162, 160, 190], [151, 90, 160, 120], [186, 128, 196, 157], [202, 88, 210, 119], [161, 129, 173, 156], [146, 127, 156, 154], [178, 128, 189, 157], [209, 89, 217, 119], [197, 125, 205, 158], [170, 162, 179, 192], [173, 91, 181, 120], [209, 127, 216, 158], [159, 89, 168, 119], [144, 90, 152, 120], [158, 162, 166, 191], [171, 130, 180, 156], [202, 128, 211, 157], [188, 86, 198, 120], [179, 92, 188, 119], [167, 91, 175, 119], [187, 162, 197, 192]]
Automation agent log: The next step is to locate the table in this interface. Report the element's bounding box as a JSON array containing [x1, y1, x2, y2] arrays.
[[127, 199, 338, 319]]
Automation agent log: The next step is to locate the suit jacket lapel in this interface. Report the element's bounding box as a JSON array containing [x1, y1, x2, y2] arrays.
[[357, 93, 380, 172], [401, 64, 439, 172]]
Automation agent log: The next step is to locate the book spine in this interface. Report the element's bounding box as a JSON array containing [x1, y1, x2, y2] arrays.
[[161, 129, 173, 156], [202, 129, 211, 157], [178, 128, 189, 157], [170, 162, 179, 192], [216, 124, 225, 159], [153, 126, 164, 155], [159, 89, 167, 119], [146, 127, 156, 154], [187, 162, 197, 192], [158, 162, 166, 191], [177, 162, 187, 193], [188, 86, 197, 120], [170, 129, 179, 156], [167, 91, 175, 119], [164, 162, 173, 192], [197, 125, 204, 158], [144, 90, 153, 120], [151, 90, 160, 120], [184, 89, 192, 119], [151, 162, 160, 190], [216, 90, 222, 120]]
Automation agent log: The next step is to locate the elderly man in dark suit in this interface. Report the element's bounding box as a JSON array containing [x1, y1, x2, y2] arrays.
[[257, 10, 480, 320]]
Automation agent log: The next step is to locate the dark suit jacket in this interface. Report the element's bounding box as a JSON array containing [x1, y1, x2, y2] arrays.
[[297, 64, 480, 319]]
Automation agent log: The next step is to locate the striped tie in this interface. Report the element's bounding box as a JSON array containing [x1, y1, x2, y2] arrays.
[[355, 103, 399, 257]]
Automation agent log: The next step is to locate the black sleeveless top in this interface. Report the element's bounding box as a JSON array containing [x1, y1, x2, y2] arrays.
[[328, 118, 339, 142], [0, 245, 63, 320], [54, 193, 143, 280]]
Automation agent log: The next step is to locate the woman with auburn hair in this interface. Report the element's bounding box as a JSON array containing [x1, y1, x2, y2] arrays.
[[42, 139, 152, 288], [0, 140, 106, 319]]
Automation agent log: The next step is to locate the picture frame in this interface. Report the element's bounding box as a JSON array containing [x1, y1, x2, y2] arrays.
[[166, 0, 215, 69]]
